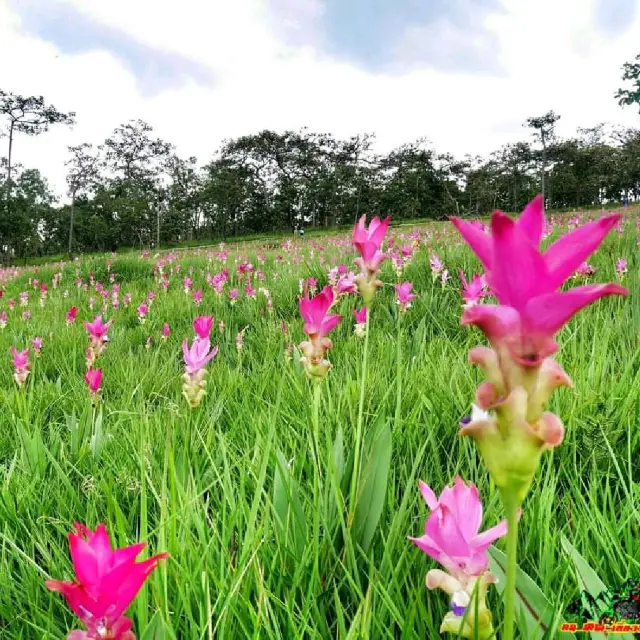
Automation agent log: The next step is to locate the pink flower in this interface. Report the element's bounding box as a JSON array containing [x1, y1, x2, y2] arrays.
[[299, 286, 342, 338], [193, 315, 213, 339], [193, 289, 203, 305], [459, 270, 486, 308], [615, 258, 628, 280], [46, 523, 168, 640], [430, 254, 444, 277], [336, 272, 358, 295], [84, 316, 112, 341], [395, 282, 416, 312], [353, 215, 390, 302], [84, 368, 103, 395], [182, 338, 218, 375], [228, 288, 239, 303], [409, 477, 508, 580], [11, 346, 30, 386], [0, 311, 7, 329], [353, 307, 367, 325], [451, 195, 627, 366], [32, 336, 43, 356], [137, 303, 147, 322], [162, 323, 171, 339]]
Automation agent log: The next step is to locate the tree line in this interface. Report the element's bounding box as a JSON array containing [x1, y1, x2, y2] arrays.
[[1, 53, 639, 259]]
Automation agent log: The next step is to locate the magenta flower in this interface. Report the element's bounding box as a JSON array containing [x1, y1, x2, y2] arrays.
[[11, 346, 30, 386], [193, 315, 214, 339], [409, 477, 508, 580], [0, 311, 7, 329], [32, 336, 43, 357], [84, 368, 103, 396], [395, 282, 416, 312], [430, 254, 444, 277], [353, 307, 367, 325], [459, 270, 486, 308], [46, 523, 168, 640], [162, 322, 171, 339], [84, 316, 112, 341], [353, 215, 390, 302], [615, 258, 628, 280], [193, 289, 203, 305], [182, 337, 218, 407], [298, 286, 343, 380], [137, 303, 147, 323], [452, 195, 627, 366], [299, 286, 342, 339]]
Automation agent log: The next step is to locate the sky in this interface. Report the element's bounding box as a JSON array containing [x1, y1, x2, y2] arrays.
[[0, 0, 639, 197]]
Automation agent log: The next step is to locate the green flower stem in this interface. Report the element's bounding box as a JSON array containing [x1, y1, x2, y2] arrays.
[[348, 308, 370, 526], [394, 308, 402, 432], [501, 489, 521, 640]]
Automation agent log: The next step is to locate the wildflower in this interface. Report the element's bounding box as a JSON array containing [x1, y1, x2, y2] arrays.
[[298, 286, 342, 381], [192, 289, 203, 306], [193, 316, 213, 339], [84, 316, 112, 368], [228, 288, 239, 304], [184, 276, 193, 294], [162, 323, 171, 340], [353, 215, 391, 303], [395, 282, 416, 312], [353, 306, 367, 338], [0, 311, 6, 329], [46, 523, 168, 640], [137, 303, 147, 323], [410, 478, 507, 639], [32, 336, 43, 357], [84, 368, 103, 397], [22, 310, 31, 322], [67, 306, 78, 325], [452, 195, 626, 503], [616, 258, 628, 281], [459, 271, 486, 309], [182, 337, 218, 408], [236, 328, 247, 352], [11, 346, 30, 386], [430, 254, 444, 279], [441, 269, 449, 287]]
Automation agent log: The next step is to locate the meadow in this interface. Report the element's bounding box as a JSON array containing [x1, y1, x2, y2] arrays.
[[0, 206, 639, 639]]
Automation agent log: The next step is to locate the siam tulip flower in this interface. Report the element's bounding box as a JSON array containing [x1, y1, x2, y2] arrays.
[[440, 269, 449, 288], [307, 277, 318, 295], [8, 298, 15, 310], [145, 336, 152, 350], [245, 281, 257, 298], [162, 323, 171, 340], [137, 303, 147, 323], [459, 270, 487, 309], [236, 328, 247, 352], [84, 316, 112, 368], [22, 310, 31, 322], [615, 258, 628, 281], [182, 337, 218, 408], [353, 215, 391, 303], [46, 522, 168, 640], [395, 282, 417, 313], [84, 367, 103, 397], [336, 272, 358, 295], [451, 196, 627, 636], [430, 254, 444, 279], [353, 306, 367, 338], [0, 311, 7, 329], [193, 315, 213, 339], [192, 289, 203, 306], [183, 276, 193, 294], [32, 336, 43, 357], [123, 293, 132, 307], [575, 261, 596, 278], [19, 291, 28, 306], [298, 286, 343, 381], [228, 288, 239, 304], [410, 478, 507, 640], [67, 306, 78, 325], [11, 346, 30, 386]]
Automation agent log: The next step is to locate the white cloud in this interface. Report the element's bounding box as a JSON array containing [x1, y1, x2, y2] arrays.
[[0, 0, 639, 199]]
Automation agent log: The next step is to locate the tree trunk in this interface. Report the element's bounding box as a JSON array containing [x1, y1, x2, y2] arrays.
[[68, 190, 76, 258], [6, 121, 14, 188]]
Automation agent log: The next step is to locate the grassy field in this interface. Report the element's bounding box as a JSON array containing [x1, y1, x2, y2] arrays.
[[0, 211, 638, 638]]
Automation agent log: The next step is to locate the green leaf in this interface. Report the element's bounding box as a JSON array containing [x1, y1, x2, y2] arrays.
[[333, 426, 345, 486], [561, 535, 635, 640], [273, 449, 307, 559], [140, 611, 172, 640], [488, 546, 574, 639], [353, 420, 392, 553]]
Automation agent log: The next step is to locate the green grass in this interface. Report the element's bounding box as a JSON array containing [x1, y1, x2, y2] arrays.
[[0, 214, 638, 638]]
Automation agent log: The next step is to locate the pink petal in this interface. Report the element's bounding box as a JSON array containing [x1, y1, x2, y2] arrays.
[[543, 214, 621, 289], [516, 195, 545, 247], [110, 542, 146, 571], [451, 218, 492, 269], [352, 215, 368, 244], [369, 216, 390, 247], [319, 313, 342, 336], [409, 533, 444, 564], [461, 304, 520, 344], [418, 481, 439, 511], [490, 211, 549, 309], [68, 535, 99, 586], [472, 519, 508, 552], [426, 506, 471, 558], [523, 283, 627, 337], [451, 477, 482, 541]]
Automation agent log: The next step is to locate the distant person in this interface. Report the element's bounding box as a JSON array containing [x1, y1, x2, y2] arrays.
[[623, 194, 629, 208]]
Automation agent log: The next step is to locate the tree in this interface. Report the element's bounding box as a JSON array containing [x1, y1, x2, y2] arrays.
[[66, 143, 100, 257], [0, 91, 75, 188], [615, 53, 640, 116], [525, 110, 561, 202]]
